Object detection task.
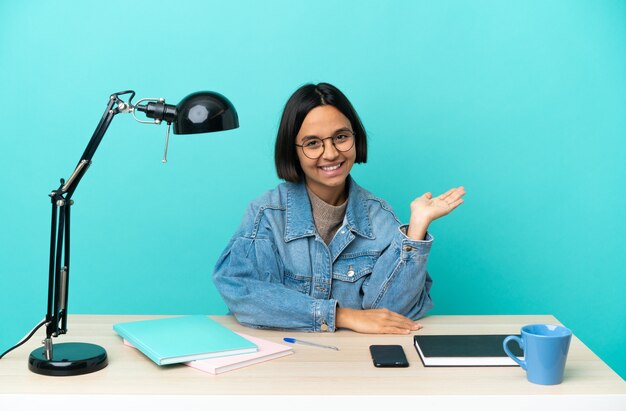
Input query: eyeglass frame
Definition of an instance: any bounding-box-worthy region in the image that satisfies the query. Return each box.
[294,130,356,159]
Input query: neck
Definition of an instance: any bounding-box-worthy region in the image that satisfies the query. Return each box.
[305,181,347,206]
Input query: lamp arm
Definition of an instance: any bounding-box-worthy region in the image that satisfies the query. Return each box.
[63,90,135,198]
[44,91,134,345]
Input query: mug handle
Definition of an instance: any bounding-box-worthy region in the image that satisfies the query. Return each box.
[503,335,526,370]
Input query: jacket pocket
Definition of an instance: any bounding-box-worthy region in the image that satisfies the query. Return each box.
[332,254,377,283]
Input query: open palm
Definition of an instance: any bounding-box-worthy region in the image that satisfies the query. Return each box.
[411,186,466,223]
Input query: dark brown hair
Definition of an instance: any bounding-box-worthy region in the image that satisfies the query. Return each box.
[274,82,367,182]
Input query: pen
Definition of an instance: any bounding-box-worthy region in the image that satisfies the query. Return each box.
[283,337,340,351]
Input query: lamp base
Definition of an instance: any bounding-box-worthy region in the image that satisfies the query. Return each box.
[28,342,108,376]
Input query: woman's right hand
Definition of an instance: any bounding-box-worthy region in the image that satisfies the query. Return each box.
[336,307,423,334]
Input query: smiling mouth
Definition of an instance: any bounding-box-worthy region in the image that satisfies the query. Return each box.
[320,162,343,171]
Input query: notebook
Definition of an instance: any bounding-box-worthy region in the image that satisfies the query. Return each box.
[113,315,258,365]
[125,332,293,374]
[413,334,523,367]
[186,333,293,374]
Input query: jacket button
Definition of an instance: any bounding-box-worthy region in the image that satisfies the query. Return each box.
[403,245,413,252]
[321,323,329,331]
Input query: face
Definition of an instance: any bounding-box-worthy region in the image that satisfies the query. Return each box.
[295,105,356,205]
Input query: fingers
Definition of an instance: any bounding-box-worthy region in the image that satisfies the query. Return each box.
[438,188,456,200]
[447,198,464,211]
[381,322,423,335]
[374,309,422,333]
[439,186,464,199]
[343,308,426,334]
[439,186,466,206]
[381,327,412,335]
[422,186,466,202]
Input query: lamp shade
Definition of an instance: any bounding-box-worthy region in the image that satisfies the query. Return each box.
[173,91,239,135]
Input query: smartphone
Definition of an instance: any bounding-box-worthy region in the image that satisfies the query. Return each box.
[369,344,409,367]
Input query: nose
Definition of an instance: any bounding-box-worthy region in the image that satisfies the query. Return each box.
[321,138,339,160]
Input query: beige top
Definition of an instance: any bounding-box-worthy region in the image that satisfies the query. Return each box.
[307,187,347,244]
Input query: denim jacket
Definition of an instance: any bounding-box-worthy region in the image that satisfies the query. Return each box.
[212,176,433,332]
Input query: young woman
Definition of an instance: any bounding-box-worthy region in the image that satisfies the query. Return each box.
[213,82,465,334]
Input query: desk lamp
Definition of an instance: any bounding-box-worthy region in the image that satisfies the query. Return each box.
[26,90,239,376]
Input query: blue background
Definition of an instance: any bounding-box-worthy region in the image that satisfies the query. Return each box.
[1,0,624,380]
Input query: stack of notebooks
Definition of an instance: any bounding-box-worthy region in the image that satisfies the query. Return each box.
[113,315,293,374]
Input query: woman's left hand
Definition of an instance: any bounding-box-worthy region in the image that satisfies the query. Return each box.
[406,186,466,240]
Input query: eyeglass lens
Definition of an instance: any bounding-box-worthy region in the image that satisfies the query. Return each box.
[298,132,355,159]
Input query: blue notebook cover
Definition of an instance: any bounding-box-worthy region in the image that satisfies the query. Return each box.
[113,315,258,365]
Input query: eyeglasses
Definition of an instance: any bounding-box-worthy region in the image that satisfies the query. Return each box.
[294,131,355,159]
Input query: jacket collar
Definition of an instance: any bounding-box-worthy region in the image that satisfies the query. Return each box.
[284,176,374,242]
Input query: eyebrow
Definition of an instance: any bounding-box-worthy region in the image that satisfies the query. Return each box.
[301,127,353,141]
